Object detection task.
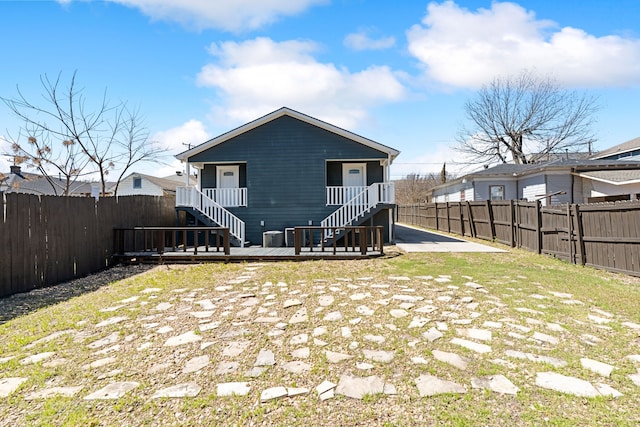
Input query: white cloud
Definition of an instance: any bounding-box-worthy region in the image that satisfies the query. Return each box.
[142,120,211,177]
[196,37,407,129]
[106,0,328,32]
[344,30,396,51]
[407,1,640,88]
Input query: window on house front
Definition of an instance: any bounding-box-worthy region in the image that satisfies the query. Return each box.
[133,177,142,189]
[490,185,504,200]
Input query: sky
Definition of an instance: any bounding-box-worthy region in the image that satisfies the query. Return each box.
[1,0,639,180]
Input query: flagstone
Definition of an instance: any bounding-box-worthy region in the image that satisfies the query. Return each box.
[288,387,309,397]
[389,309,409,318]
[94,344,121,356]
[84,382,139,400]
[261,386,288,402]
[415,304,437,314]
[408,317,430,329]
[0,378,27,397]
[0,356,15,364]
[245,367,267,378]
[580,358,614,377]
[288,308,308,324]
[318,295,335,306]
[254,316,282,323]
[532,332,559,345]
[291,347,310,359]
[581,334,603,346]
[415,374,466,396]
[629,373,640,387]
[281,361,312,373]
[25,386,84,400]
[357,362,375,370]
[622,321,640,330]
[471,375,519,395]
[140,287,162,294]
[336,374,385,399]
[290,334,308,345]
[95,316,128,328]
[313,326,328,337]
[217,382,250,397]
[535,372,600,397]
[432,350,468,370]
[255,349,276,366]
[506,323,532,333]
[362,349,395,363]
[151,382,201,399]
[457,328,492,342]
[183,355,210,374]
[314,338,328,346]
[483,321,502,329]
[164,331,201,347]
[356,305,375,316]
[216,361,240,375]
[325,350,354,363]
[423,327,444,342]
[588,314,611,324]
[324,311,343,321]
[451,338,491,353]
[504,350,567,368]
[596,383,623,397]
[341,326,353,338]
[20,352,55,365]
[153,302,172,311]
[364,334,386,344]
[83,357,117,370]
[316,380,337,396]
[25,330,74,349]
[626,355,640,363]
[283,299,302,308]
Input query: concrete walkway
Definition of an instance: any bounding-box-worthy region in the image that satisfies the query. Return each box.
[394,223,506,253]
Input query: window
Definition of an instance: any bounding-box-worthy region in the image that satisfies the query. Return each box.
[133,177,142,189]
[490,185,504,200]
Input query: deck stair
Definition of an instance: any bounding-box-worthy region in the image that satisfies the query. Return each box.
[176,187,246,247]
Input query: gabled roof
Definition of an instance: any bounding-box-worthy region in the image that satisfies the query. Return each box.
[113,172,196,194]
[176,107,400,162]
[591,136,640,160]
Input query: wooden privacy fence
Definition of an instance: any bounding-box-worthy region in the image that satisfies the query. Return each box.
[0,193,177,297]
[398,200,640,277]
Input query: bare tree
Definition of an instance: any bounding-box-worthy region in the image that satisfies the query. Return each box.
[1,71,164,196]
[394,172,445,205]
[456,70,599,165]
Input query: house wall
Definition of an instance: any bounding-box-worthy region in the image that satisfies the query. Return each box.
[189,115,389,244]
[473,179,518,201]
[116,176,164,196]
[580,178,640,201]
[432,182,473,202]
[201,163,247,188]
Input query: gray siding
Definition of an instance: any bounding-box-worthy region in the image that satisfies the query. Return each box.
[546,173,574,205]
[474,179,518,201]
[190,115,389,243]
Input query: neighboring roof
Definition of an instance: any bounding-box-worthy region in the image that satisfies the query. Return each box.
[176,107,400,162]
[0,169,100,196]
[113,172,196,194]
[591,136,640,160]
[431,159,640,192]
[575,169,640,185]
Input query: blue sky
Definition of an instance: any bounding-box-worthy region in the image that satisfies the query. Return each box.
[1,0,639,179]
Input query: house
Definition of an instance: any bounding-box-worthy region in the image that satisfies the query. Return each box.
[175,107,400,247]
[430,159,640,205]
[591,136,640,161]
[0,165,101,197]
[112,172,196,197]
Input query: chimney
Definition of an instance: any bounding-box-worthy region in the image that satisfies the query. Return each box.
[10,165,21,175]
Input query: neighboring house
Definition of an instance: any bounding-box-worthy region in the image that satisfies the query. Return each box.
[591,136,640,161]
[431,159,640,205]
[175,107,400,247]
[0,165,101,197]
[112,172,196,197]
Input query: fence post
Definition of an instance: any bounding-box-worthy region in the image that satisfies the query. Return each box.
[458,202,464,236]
[509,200,515,248]
[567,204,574,264]
[446,202,451,233]
[486,200,495,240]
[535,200,542,254]
[435,203,439,231]
[466,201,476,238]
[574,204,586,266]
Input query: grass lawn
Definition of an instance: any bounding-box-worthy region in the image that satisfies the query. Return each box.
[1,247,639,426]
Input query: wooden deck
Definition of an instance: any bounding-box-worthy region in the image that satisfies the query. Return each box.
[114,246,383,263]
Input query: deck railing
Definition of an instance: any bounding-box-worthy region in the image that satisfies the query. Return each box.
[176,186,245,247]
[294,226,384,255]
[321,182,394,239]
[203,187,247,207]
[113,226,231,255]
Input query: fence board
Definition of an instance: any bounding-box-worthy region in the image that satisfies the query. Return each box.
[0,194,176,297]
[397,199,640,277]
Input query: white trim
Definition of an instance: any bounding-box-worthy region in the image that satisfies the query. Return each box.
[574,172,640,186]
[176,107,399,162]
